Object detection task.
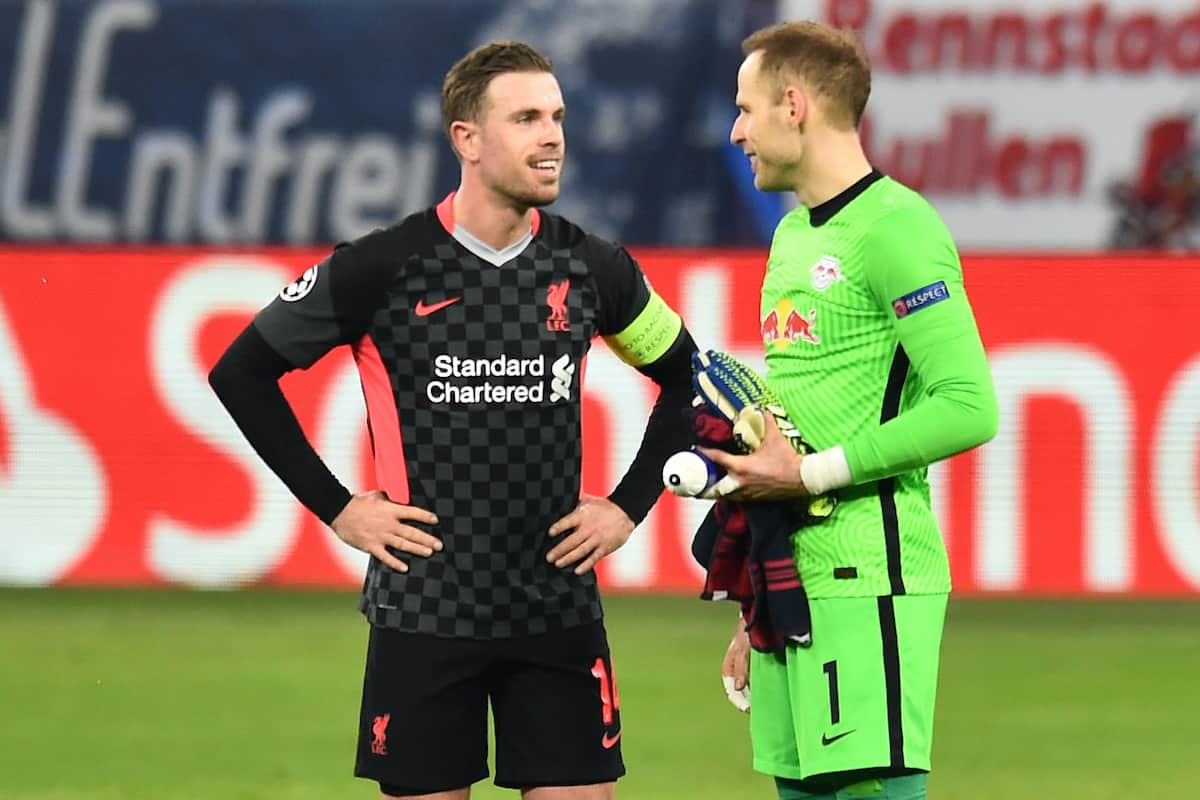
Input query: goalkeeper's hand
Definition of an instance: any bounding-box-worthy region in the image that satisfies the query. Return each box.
[691,350,834,513]
[699,410,816,503]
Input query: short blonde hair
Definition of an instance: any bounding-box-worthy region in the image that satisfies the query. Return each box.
[742,21,870,129]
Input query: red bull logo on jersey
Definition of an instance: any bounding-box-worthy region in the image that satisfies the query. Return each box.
[810,255,845,291]
[546,280,570,332]
[892,281,950,318]
[761,298,820,348]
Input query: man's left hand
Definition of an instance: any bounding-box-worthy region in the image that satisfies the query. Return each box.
[547,495,634,574]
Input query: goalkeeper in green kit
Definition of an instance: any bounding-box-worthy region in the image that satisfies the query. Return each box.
[698,20,999,800]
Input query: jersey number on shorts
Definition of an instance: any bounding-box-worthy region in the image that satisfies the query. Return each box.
[822,660,841,725]
[590,657,622,724]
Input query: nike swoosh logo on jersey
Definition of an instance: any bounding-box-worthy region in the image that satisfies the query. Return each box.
[415,296,462,316]
[601,729,622,749]
[821,730,855,746]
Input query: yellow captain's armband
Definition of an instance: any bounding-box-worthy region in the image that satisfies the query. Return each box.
[603,290,682,367]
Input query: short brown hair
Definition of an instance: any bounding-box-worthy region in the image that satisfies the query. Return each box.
[742,21,870,129]
[441,41,554,138]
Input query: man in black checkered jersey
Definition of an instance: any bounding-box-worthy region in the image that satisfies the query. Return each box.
[209,41,698,800]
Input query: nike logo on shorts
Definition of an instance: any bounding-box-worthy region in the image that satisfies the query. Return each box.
[821,730,855,746]
[601,729,621,749]
[415,296,462,316]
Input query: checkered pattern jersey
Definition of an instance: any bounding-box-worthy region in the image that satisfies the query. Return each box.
[254,208,654,638]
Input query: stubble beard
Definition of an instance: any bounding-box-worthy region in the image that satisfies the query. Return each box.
[497,174,560,210]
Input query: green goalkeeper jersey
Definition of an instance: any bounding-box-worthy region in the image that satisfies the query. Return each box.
[760,173,997,598]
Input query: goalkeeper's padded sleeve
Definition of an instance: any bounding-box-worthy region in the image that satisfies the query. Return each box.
[847,205,999,483]
[606,327,698,524]
[208,324,353,526]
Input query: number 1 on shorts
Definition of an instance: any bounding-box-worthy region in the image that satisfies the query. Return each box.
[822,660,841,725]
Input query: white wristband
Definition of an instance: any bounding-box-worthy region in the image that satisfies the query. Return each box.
[800,446,852,495]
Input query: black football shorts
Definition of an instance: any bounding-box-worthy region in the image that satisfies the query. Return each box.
[354,619,625,795]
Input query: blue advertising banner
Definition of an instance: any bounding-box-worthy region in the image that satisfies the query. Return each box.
[0,0,752,246]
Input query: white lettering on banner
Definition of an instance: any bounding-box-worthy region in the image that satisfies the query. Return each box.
[330,136,402,243]
[198,90,244,243]
[980,345,1133,591]
[243,91,312,242]
[126,131,196,241]
[0,300,108,585]
[58,0,156,241]
[147,258,301,586]
[0,0,441,244]
[1153,354,1200,588]
[2,0,55,238]
[285,135,339,242]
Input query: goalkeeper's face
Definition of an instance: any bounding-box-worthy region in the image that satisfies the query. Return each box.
[730,52,802,193]
[466,71,566,209]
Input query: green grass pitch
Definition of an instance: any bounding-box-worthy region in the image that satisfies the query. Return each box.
[1,589,1196,799]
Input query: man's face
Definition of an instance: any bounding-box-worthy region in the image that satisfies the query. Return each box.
[474,70,565,208]
[729,51,800,192]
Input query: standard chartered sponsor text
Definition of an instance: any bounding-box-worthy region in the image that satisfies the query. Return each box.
[427,353,551,404]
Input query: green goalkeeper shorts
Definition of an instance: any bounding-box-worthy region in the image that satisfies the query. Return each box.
[749,594,948,782]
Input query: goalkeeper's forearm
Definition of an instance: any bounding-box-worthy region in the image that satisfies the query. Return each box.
[607,330,698,523]
[841,332,998,485]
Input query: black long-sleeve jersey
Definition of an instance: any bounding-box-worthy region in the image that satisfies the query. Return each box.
[210,195,696,638]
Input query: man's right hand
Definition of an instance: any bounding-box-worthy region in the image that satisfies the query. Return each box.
[331,490,442,573]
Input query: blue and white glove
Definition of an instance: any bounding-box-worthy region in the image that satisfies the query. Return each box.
[690,350,836,518]
[691,350,813,455]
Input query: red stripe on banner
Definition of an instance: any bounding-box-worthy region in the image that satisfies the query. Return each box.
[0,248,1198,593]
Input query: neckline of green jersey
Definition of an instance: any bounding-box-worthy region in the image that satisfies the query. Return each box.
[808,169,885,227]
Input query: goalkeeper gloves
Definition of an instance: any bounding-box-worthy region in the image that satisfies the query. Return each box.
[691,350,836,518]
